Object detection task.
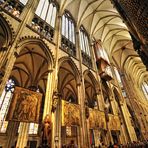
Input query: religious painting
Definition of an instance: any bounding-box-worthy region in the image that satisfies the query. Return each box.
[108,114,121,131]
[62,100,80,126]
[6,86,42,123]
[89,108,106,129]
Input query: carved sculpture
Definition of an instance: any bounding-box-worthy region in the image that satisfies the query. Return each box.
[41,114,52,148]
[51,91,59,112]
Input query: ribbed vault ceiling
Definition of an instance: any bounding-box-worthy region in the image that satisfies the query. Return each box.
[57,0,147,85]
[11,44,49,93]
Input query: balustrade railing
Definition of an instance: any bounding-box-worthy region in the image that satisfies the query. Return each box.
[61,36,76,57]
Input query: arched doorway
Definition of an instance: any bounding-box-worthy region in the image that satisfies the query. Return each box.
[0,39,53,147]
[58,57,80,147]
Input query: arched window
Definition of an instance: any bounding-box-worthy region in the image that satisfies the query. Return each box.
[18,122,39,135]
[0,79,15,133]
[79,26,92,67]
[35,0,57,28]
[141,81,148,100]
[61,11,76,56]
[79,26,90,56]
[31,0,57,41]
[28,123,39,134]
[62,12,75,44]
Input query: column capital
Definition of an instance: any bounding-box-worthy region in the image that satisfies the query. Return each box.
[77,82,81,86]
[57,14,62,18]
[76,31,79,34]
[48,69,54,73]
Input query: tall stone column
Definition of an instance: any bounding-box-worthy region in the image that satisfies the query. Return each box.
[43,69,54,118]
[107,83,118,115]
[109,64,138,142]
[16,123,29,148]
[120,73,146,138]
[6,121,19,148]
[120,101,137,142]
[77,83,88,148]
[51,13,62,148]
[75,28,90,147]
[54,94,62,148]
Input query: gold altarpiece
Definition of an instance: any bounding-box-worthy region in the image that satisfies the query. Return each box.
[6,86,42,123]
[62,100,81,126]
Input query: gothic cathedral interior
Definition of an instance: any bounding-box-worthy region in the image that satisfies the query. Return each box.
[0,0,148,148]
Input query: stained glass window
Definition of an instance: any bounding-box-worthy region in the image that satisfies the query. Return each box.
[35,0,57,28]
[0,79,15,133]
[79,26,90,56]
[62,12,75,44]
[28,123,39,134]
[66,126,71,136]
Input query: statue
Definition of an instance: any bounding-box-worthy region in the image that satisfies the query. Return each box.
[51,91,59,112]
[41,114,52,148]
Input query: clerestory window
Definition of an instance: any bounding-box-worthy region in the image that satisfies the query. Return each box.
[35,0,57,28]
[31,0,58,41]
[62,12,75,44]
[61,11,76,56]
[79,26,92,67]
[79,26,90,56]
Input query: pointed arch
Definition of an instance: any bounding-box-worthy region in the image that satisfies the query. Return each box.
[83,69,99,90]
[17,37,54,68]
[83,69,99,108]
[0,14,15,49]
[58,56,80,83]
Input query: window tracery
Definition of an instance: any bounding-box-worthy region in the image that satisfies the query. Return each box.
[79,26,92,67]
[61,11,76,56]
[31,0,57,41]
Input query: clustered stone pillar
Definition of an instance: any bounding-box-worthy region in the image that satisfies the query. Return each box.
[77,83,88,147]
[43,69,54,119]
[51,13,62,148]
[16,123,29,148]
